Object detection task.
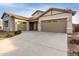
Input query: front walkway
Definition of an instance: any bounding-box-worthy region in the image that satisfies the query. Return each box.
[0,31,67,56]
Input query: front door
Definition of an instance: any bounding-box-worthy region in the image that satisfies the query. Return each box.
[29,22,34,30]
[29,22,38,31]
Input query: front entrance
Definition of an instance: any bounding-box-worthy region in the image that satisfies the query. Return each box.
[29,22,38,31]
[29,22,34,30]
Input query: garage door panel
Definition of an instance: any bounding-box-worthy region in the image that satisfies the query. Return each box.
[41,19,66,33]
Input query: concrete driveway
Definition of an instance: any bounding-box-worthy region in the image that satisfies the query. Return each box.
[0,31,67,56]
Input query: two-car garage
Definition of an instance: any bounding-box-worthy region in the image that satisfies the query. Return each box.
[41,18,67,33]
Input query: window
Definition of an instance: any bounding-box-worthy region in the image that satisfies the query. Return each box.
[53,20,57,22]
[4,20,8,27]
[23,22,26,24]
[0,26,2,29]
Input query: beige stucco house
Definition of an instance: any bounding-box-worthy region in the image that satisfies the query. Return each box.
[1,8,76,33]
[0,20,3,30]
[1,13,28,31]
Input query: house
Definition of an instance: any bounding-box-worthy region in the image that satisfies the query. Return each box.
[1,8,76,33]
[0,20,3,30]
[73,24,79,32]
[1,13,29,31]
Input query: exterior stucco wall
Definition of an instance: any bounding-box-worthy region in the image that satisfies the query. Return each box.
[43,10,62,16]
[15,19,28,31]
[43,11,51,16]
[52,10,63,15]
[0,20,3,30]
[3,15,15,31]
[34,22,37,30]
[38,13,72,33]
[3,14,28,31]
[27,21,29,31]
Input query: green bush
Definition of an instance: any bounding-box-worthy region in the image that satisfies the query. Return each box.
[73,51,79,56]
[70,39,76,44]
[6,34,13,38]
[14,30,22,35]
[75,40,79,44]
[70,39,79,45]
[76,51,79,56]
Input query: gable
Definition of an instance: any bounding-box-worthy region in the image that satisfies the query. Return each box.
[43,11,52,16]
[33,11,42,16]
[1,12,28,20]
[32,11,43,17]
[1,13,7,19]
[2,14,11,21]
[43,10,63,16]
[3,14,9,18]
[37,8,76,19]
[52,10,63,15]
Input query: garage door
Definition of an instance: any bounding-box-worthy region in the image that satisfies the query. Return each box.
[41,19,67,33]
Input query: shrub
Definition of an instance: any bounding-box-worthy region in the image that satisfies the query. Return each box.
[5,33,13,38]
[14,30,22,35]
[76,51,79,56]
[70,39,79,45]
[75,40,79,44]
[73,51,79,56]
[0,31,14,38]
[70,39,76,44]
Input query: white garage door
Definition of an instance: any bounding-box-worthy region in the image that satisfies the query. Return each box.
[41,19,67,33]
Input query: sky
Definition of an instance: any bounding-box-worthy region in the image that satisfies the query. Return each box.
[0,3,79,24]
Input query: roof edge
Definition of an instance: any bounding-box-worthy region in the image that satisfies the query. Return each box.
[35,8,76,19]
[1,12,6,19]
[32,10,44,16]
[1,12,29,20]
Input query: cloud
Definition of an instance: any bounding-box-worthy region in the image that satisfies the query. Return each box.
[72,9,79,24]
[0,3,15,6]
[8,10,33,17]
[72,17,78,24]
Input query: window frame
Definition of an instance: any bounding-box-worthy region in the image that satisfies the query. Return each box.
[4,20,9,27]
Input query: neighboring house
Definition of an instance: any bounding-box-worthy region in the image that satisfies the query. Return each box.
[73,24,79,32]
[1,8,76,33]
[0,20,3,30]
[73,24,77,32]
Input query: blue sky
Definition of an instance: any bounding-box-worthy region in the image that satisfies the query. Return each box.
[0,3,79,23]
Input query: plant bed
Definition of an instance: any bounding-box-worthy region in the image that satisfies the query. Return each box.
[0,30,22,39]
[68,38,79,56]
[73,51,79,56]
[69,39,79,45]
[14,30,22,35]
[0,38,5,40]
